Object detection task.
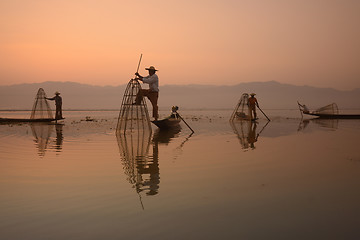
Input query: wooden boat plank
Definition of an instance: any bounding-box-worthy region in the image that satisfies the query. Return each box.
[0,118,58,123]
[304,113,360,119]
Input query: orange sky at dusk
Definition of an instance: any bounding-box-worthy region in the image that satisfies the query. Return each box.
[1,0,359,90]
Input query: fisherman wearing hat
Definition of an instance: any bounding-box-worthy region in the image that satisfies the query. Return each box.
[248,93,259,120]
[134,66,159,120]
[46,91,63,120]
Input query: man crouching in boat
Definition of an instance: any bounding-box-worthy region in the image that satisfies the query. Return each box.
[134,66,159,121]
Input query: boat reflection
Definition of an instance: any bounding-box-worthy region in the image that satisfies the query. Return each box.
[298,118,339,131]
[30,123,64,156]
[230,120,269,150]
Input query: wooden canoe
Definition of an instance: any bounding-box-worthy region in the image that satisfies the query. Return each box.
[0,118,58,123]
[304,112,360,119]
[151,114,181,130]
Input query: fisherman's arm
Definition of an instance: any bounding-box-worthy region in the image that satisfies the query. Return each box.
[142,75,158,84]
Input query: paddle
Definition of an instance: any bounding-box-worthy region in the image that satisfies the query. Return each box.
[176,112,195,133]
[257,106,270,121]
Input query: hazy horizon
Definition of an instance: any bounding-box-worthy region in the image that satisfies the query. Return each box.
[1,0,360,90]
[1,79,360,92]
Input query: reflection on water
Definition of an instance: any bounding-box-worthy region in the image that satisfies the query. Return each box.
[299,118,339,131]
[116,126,186,203]
[30,123,64,156]
[116,128,158,205]
[54,124,64,151]
[230,120,269,150]
[1,111,360,239]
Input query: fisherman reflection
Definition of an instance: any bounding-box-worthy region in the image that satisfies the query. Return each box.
[54,124,64,151]
[136,139,160,196]
[247,121,258,149]
[230,120,268,150]
[116,129,159,197]
[136,128,181,195]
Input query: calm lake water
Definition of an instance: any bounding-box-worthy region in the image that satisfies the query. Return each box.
[1,110,360,240]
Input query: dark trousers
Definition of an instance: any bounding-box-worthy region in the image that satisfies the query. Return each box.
[55,105,63,119]
[135,89,159,119]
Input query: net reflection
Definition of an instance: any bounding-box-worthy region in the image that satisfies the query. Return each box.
[30,123,53,156]
[30,123,64,156]
[116,127,182,200]
[230,120,269,150]
[116,129,156,199]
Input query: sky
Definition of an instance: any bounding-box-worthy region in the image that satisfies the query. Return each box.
[0,0,359,90]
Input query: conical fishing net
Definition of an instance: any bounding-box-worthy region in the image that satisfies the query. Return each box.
[116,79,152,134]
[30,88,53,119]
[314,103,339,115]
[230,93,251,121]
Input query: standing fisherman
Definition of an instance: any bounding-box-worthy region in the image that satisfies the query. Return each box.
[248,93,259,120]
[46,91,63,120]
[134,66,159,121]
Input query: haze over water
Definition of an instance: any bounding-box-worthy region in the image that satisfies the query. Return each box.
[1,110,360,239]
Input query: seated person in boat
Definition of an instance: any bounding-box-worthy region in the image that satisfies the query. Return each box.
[46,91,63,119]
[298,103,310,114]
[248,93,259,120]
[134,66,159,121]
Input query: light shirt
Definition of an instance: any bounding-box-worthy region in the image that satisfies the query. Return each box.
[142,74,159,92]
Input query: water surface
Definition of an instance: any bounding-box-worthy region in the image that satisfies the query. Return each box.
[1,110,360,239]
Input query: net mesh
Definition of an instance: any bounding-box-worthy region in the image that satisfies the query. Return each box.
[116,126,160,196]
[230,93,251,121]
[30,88,53,119]
[116,79,152,134]
[30,123,53,157]
[314,103,339,115]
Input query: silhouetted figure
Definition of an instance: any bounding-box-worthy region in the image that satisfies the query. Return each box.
[55,124,64,151]
[46,91,63,119]
[134,66,159,121]
[247,121,258,149]
[298,103,310,114]
[248,93,259,120]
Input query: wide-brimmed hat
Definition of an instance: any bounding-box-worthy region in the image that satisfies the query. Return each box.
[55,91,60,95]
[250,93,256,96]
[145,66,158,71]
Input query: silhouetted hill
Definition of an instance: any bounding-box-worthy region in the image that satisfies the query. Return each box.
[0,81,359,110]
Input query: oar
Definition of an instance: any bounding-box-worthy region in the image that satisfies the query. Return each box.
[257,106,270,121]
[176,112,194,133]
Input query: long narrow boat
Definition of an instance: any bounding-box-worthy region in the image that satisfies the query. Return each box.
[303,112,360,119]
[298,102,360,119]
[151,114,181,130]
[0,118,58,123]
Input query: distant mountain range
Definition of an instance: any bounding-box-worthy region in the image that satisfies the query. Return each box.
[0,81,359,110]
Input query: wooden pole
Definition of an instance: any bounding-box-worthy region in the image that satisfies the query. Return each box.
[136,54,142,74]
[177,112,194,133]
[257,106,270,121]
